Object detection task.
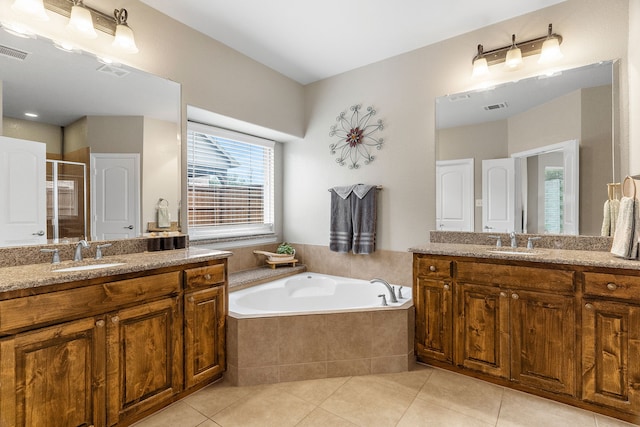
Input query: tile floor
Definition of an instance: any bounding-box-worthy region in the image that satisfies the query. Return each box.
[133,365,637,427]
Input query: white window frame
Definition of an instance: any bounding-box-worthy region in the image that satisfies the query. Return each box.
[186,121,275,242]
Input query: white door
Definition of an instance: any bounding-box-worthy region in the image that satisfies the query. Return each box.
[91,154,140,240]
[0,136,47,247]
[482,158,518,233]
[436,159,474,231]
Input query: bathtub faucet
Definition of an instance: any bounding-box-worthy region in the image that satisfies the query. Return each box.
[370,278,398,303]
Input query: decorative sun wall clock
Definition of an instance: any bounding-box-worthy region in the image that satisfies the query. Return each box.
[329,104,384,169]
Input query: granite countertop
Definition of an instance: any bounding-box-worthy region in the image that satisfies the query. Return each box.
[0,247,232,294]
[409,242,640,271]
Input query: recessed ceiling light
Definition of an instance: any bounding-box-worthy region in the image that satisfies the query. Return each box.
[24,112,38,118]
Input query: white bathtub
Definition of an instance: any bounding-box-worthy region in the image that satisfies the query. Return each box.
[229,272,413,318]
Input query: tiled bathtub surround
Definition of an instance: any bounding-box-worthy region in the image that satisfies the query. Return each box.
[226,307,415,386]
[430,230,613,251]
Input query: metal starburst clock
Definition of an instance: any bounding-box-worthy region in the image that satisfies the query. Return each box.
[329,104,384,169]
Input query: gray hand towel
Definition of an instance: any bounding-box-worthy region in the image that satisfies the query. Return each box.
[351,184,377,254]
[330,189,352,253]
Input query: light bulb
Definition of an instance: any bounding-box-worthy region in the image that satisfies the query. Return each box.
[67,2,97,39]
[11,0,49,21]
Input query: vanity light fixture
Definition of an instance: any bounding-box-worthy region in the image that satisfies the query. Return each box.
[8,0,139,53]
[505,34,522,69]
[67,0,97,39]
[112,8,138,54]
[11,0,49,21]
[472,23,563,77]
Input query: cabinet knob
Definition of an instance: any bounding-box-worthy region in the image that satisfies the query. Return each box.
[188,296,195,303]
[429,265,436,272]
[585,303,594,310]
[511,293,519,300]
[606,282,618,291]
[204,274,212,280]
[443,284,450,290]
[96,320,105,328]
[500,292,507,298]
[111,316,120,324]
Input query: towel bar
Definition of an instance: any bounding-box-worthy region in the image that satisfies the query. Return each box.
[327,185,383,192]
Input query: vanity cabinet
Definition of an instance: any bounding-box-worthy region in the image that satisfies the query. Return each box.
[106,297,183,426]
[184,264,227,388]
[582,272,640,413]
[0,316,105,427]
[0,256,229,427]
[455,261,576,395]
[413,255,453,363]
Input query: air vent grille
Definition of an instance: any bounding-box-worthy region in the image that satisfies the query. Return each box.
[0,44,29,61]
[96,64,130,78]
[483,102,508,111]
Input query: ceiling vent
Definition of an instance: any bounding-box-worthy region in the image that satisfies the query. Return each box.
[0,44,29,61]
[96,64,130,78]
[483,102,508,111]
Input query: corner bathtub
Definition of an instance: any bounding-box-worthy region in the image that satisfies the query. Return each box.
[229,272,412,317]
[226,272,415,386]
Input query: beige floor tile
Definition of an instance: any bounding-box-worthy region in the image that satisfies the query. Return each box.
[211,387,316,427]
[595,414,640,426]
[320,375,416,426]
[397,398,494,427]
[182,379,263,418]
[416,368,503,425]
[196,421,221,427]
[274,376,350,405]
[296,408,359,427]
[368,369,432,397]
[132,401,208,427]
[497,389,597,427]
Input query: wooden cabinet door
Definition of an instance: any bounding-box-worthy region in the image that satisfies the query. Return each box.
[106,297,182,426]
[184,286,226,388]
[455,282,509,378]
[0,317,106,427]
[582,299,640,413]
[414,276,453,363]
[509,290,576,396]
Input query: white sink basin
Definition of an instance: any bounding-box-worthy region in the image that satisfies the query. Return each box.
[487,250,540,256]
[53,263,125,272]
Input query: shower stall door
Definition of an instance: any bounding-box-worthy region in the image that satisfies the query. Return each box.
[46,160,87,242]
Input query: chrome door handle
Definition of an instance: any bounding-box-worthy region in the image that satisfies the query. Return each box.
[32,230,45,236]
[124,225,134,229]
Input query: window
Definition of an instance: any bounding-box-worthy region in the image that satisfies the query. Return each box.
[186,122,275,241]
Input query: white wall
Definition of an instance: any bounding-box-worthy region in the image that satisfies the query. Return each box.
[285,0,631,251]
[629,0,640,175]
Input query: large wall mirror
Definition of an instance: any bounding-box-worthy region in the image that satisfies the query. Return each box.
[0,28,180,245]
[435,60,620,236]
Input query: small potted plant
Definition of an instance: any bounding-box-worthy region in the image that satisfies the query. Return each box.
[276,242,295,258]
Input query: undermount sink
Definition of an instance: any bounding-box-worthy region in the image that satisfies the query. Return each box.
[487,249,540,256]
[53,263,125,272]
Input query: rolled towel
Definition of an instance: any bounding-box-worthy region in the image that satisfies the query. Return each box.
[601,199,611,237]
[610,198,620,236]
[610,196,640,259]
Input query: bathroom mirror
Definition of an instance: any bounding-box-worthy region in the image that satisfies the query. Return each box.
[435,60,619,236]
[0,29,181,244]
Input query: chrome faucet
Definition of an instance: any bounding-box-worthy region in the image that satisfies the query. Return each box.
[509,231,518,248]
[370,278,398,303]
[74,240,90,261]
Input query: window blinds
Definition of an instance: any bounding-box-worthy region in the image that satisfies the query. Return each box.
[186,122,275,240]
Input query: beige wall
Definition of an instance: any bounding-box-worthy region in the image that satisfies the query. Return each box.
[142,117,181,227]
[287,0,630,251]
[0,0,636,254]
[630,0,640,175]
[2,116,63,154]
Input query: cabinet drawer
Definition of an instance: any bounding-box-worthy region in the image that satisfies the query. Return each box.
[583,272,640,300]
[184,263,226,289]
[457,261,574,293]
[0,272,181,335]
[415,256,452,279]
